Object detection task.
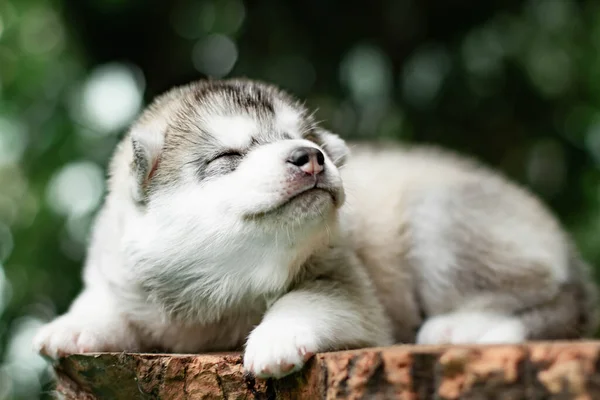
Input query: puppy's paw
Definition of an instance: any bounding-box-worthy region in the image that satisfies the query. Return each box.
[243,319,318,379]
[33,315,136,359]
[416,312,526,345]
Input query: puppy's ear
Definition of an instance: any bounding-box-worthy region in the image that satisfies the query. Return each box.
[129,122,166,203]
[318,129,350,168]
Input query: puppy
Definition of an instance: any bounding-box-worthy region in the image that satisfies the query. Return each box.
[33,78,599,378]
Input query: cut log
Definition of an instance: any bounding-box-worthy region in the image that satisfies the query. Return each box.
[53,341,600,399]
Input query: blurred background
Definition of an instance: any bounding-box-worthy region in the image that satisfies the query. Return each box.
[1,0,600,398]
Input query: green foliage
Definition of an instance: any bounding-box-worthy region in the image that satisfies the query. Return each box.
[1,0,599,398]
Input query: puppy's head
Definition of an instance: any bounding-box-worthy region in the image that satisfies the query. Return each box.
[129,78,347,226]
[121,79,349,295]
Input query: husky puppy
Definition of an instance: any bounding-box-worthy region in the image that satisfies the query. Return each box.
[33,78,598,378]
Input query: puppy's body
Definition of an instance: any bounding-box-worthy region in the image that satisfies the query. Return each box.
[341,145,597,343]
[34,79,598,378]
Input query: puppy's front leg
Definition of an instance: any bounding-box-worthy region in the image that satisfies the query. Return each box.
[243,270,392,379]
[33,287,140,359]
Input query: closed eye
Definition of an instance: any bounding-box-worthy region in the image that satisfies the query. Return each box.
[209,151,242,163]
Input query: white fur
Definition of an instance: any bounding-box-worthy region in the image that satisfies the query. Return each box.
[206,115,257,149]
[416,311,526,345]
[274,102,301,135]
[33,288,140,358]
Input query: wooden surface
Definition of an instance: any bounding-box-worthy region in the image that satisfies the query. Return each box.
[53,341,600,399]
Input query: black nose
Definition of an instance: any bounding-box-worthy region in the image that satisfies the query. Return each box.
[287,147,325,168]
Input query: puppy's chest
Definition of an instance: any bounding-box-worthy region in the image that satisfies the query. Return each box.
[130,274,274,352]
[136,258,288,316]
[141,311,264,353]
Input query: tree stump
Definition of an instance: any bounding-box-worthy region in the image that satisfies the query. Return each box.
[53,341,600,399]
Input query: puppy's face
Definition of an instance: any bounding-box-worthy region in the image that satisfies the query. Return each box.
[123,80,349,292]
[137,80,347,227]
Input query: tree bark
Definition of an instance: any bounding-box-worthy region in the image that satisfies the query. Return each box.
[53,341,600,399]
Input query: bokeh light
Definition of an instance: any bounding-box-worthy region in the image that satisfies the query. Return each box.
[340,44,393,106]
[19,7,64,56]
[401,45,451,109]
[46,161,105,218]
[0,117,27,167]
[3,317,47,399]
[0,14,5,41]
[524,41,572,98]
[0,263,12,317]
[72,63,145,134]
[192,34,238,78]
[0,224,13,263]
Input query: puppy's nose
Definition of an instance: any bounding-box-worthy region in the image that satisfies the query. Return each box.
[287,147,325,175]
